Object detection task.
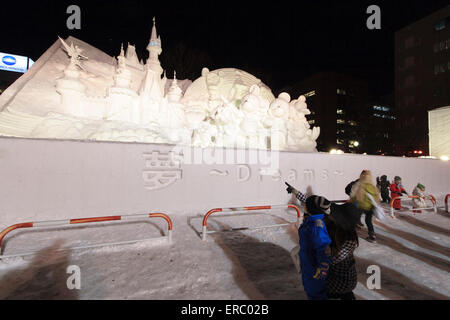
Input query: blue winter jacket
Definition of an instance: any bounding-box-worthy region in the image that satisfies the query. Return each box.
[298,213,332,300]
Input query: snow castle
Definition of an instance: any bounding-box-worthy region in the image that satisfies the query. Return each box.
[0,17,319,152]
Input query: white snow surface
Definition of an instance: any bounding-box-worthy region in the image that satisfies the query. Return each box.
[0,205,448,300]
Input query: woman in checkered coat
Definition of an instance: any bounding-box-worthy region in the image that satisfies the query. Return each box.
[325,202,360,300]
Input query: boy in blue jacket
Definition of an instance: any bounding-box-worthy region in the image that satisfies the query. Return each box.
[287,185,332,300]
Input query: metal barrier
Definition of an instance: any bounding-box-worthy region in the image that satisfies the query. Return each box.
[390,195,437,217]
[202,204,301,241]
[0,213,173,258]
[446,194,449,213]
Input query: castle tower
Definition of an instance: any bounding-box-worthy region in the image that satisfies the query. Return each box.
[167,71,183,102]
[107,42,138,122]
[124,42,143,71]
[146,17,163,77]
[114,43,132,89]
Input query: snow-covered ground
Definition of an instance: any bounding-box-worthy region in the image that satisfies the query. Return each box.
[0,204,449,300]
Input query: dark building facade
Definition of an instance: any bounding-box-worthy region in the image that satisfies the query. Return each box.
[0,71,21,96]
[367,94,396,156]
[287,72,374,154]
[395,5,450,156]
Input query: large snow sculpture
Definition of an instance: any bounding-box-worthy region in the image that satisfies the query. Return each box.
[0,17,320,152]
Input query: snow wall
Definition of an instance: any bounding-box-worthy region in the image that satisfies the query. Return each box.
[0,136,449,229]
[429,106,450,158]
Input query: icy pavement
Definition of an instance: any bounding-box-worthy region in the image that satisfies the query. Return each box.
[0,206,449,300]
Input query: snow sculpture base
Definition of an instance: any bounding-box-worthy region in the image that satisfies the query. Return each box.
[1,136,449,229]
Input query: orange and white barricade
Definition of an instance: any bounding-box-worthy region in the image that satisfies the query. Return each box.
[201,204,301,241]
[0,213,173,259]
[390,195,437,217]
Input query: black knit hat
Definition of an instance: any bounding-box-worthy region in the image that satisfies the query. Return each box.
[306,196,331,215]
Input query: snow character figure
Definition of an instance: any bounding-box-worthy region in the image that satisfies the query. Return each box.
[390,176,408,210]
[350,170,380,242]
[213,96,245,148]
[412,183,427,209]
[264,92,291,150]
[239,85,270,149]
[377,175,391,203]
[298,195,332,300]
[286,95,320,151]
[192,120,218,148]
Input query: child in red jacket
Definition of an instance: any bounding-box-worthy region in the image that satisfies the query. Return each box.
[390,176,408,210]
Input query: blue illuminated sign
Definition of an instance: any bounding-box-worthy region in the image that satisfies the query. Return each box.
[0,52,33,73]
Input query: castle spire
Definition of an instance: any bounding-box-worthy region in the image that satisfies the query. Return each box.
[119,43,124,57]
[149,17,161,49]
[168,69,182,102]
[146,16,163,77]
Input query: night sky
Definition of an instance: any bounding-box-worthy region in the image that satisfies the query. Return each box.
[1,0,448,97]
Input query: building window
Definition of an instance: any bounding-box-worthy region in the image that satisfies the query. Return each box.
[434,19,446,31]
[373,113,396,120]
[303,90,316,97]
[337,139,344,145]
[433,39,450,53]
[373,105,390,112]
[434,63,447,75]
[337,109,344,114]
[337,129,345,135]
[348,120,357,126]
[308,120,315,125]
[337,119,345,124]
[337,89,347,95]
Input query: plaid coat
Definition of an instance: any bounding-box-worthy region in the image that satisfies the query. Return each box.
[327,240,358,295]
